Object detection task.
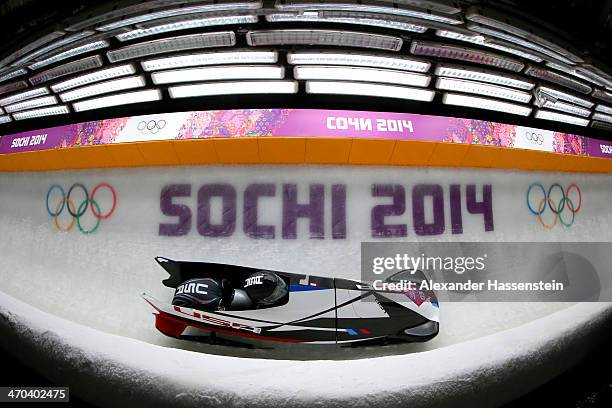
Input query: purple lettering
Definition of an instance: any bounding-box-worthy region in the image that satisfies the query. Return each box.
[282,184,324,239]
[159,184,192,236]
[197,184,236,237]
[331,184,347,239]
[244,183,276,239]
[450,184,462,234]
[467,184,494,232]
[371,184,407,238]
[412,184,445,236]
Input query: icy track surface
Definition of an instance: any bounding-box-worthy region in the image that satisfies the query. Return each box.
[0,165,611,361]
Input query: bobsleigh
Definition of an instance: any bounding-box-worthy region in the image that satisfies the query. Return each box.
[142,257,439,347]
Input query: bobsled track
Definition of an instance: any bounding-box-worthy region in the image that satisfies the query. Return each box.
[0,164,611,406]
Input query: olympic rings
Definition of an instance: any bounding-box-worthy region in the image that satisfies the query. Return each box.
[137,119,166,135]
[525,132,544,145]
[45,183,117,234]
[526,182,582,228]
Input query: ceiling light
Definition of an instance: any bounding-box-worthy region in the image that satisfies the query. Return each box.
[434,64,534,90]
[28,41,109,70]
[29,55,103,86]
[4,95,58,113]
[12,105,69,120]
[0,31,64,66]
[384,0,461,14]
[534,109,589,126]
[0,87,49,106]
[306,81,435,101]
[442,93,531,116]
[466,23,575,65]
[0,115,11,124]
[14,31,94,65]
[116,15,259,42]
[246,29,403,52]
[72,89,162,112]
[435,77,531,103]
[592,112,612,124]
[592,89,612,104]
[535,86,593,108]
[540,100,591,118]
[287,51,430,72]
[591,121,612,131]
[274,0,463,25]
[595,104,612,115]
[410,40,524,72]
[51,64,136,93]
[98,2,262,31]
[60,76,146,102]
[295,66,430,87]
[0,69,27,83]
[435,29,544,62]
[152,65,284,84]
[266,11,427,33]
[107,32,236,63]
[142,50,278,71]
[169,80,298,98]
[524,65,591,94]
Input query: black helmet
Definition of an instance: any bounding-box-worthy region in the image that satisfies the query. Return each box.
[243,271,288,305]
[172,278,232,311]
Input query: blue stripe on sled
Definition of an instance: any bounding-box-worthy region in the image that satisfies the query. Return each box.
[346,329,359,336]
[288,285,331,292]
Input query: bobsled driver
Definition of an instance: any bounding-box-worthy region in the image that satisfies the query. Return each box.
[172,271,288,311]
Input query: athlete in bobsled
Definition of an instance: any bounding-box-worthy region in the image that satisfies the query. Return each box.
[171,271,288,312]
[143,257,439,346]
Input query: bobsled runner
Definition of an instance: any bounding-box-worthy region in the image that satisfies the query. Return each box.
[142,257,439,347]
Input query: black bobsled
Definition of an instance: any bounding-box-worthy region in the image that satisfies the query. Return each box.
[143,257,439,346]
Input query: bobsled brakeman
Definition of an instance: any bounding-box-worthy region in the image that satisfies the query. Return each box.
[142,257,439,346]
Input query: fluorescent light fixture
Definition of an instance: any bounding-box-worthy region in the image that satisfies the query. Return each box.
[592,112,612,124]
[524,65,591,94]
[0,81,28,96]
[152,65,284,84]
[435,64,534,90]
[591,121,612,131]
[435,29,544,63]
[442,93,531,116]
[29,55,103,85]
[266,11,427,33]
[0,31,64,66]
[60,75,146,102]
[28,41,109,70]
[14,31,94,65]
[0,69,27,83]
[72,89,162,112]
[410,40,524,72]
[246,29,403,52]
[295,66,430,87]
[435,77,531,103]
[12,105,69,120]
[107,32,236,63]
[592,89,612,104]
[51,64,136,92]
[540,100,591,118]
[116,15,259,42]
[98,2,262,31]
[465,7,583,63]
[544,61,606,87]
[595,104,612,115]
[169,80,298,98]
[4,95,58,113]
[287,51,430,72]
[0,87,49,106]
[306,80,435,101]
[274,0,463,25]
[142,50,278,71]
[466,23,575,65]
[383,0,461,14]
[534,109,589,126]
[536,86,593,109]
[0,115,12,124]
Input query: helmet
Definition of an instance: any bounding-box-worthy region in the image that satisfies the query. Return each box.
[229,289,254,310]
[243,271,288,305]
[172,278,231,311]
